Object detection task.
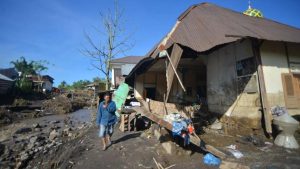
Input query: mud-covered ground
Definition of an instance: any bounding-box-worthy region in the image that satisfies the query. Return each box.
[0,109,93,169]
[1,108,300,169]
[33,126,210,169]
[201,128,300,168]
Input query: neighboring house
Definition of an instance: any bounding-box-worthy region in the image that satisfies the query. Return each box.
[86,83,105,93]
[85,83,106,99]
[0,68,19,80]
[126,3,300,134]
[110,56,143,89]
[0,74,14,95]
[0,68,18,95]
[28,75,54,92]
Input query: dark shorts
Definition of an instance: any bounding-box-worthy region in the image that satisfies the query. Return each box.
[99,124,114,138]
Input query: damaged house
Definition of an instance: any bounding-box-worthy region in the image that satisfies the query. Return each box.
[126,3,300,134]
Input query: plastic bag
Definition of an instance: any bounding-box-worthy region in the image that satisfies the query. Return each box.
[203,153,221,166]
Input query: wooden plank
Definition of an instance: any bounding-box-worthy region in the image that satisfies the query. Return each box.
[165,44,185,101]
[131,100,226,159]
[252,39,272,134]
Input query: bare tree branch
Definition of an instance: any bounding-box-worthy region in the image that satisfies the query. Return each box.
[82,0,133,90]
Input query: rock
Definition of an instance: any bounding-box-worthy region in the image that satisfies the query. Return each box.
[62,127,72,136]
[30,136,44,144]
[37,146,43,151]
[78,124,85,130]
[210,119,222,130]
[49,120,60,124]
[20,152,29,162]
[27,143,35,150]
[32,123,41,128]
[34,128,42,132]
[15,127,32,134]
[154,129,161,140]
[49,130,59,140]
[29,136,38,144]
[161,141,176,155]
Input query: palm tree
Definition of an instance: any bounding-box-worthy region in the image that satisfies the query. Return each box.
[10,56,35,76]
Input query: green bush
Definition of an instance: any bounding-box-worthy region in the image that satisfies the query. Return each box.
[18,78,32,94]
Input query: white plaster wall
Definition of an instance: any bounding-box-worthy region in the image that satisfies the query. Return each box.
[43,81,53,91]
[260,41,289,94]
[260,41,289,107]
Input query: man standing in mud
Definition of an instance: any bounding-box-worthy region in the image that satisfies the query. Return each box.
[96,92,117,150]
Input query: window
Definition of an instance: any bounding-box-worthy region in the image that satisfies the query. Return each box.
[236,57,258,93]
[236,57,256,77]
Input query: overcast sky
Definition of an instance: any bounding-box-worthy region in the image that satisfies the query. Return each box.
[0,0,299,86]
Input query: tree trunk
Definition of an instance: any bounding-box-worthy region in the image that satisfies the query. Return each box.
[105,75,110,90]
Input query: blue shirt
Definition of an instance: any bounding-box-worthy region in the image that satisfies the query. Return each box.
[96,101,117,126]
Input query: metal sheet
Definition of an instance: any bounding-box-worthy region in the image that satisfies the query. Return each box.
[126,2,300,85]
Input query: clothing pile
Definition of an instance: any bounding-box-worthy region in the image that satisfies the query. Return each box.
[164,113,194,146]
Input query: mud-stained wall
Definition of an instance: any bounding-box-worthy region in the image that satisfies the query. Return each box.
[133,58,205,103]
[207,39,261,128]
[260,41,300,115]
[134,71,166,101]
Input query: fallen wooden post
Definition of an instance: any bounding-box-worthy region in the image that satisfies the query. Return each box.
[131,104,227,159]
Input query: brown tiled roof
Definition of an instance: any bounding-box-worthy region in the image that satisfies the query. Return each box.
[111,56,144,64]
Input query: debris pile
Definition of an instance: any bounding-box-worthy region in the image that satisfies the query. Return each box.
[42,96,72,114]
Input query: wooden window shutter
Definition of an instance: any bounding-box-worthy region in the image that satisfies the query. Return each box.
[282,73,298,108]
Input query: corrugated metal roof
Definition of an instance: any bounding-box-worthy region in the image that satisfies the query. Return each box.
[111,56,144,64]
[149,2,300,58]
[0,74,13,81]
[0,68,18,80]
[126,2,300,84]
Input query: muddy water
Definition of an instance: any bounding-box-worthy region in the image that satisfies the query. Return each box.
[0,109,94,142]
[25,108,93,125]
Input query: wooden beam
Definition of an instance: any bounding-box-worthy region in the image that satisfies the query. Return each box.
[251,39,273,134]
[132,100,227,159]
[165,44,186,102]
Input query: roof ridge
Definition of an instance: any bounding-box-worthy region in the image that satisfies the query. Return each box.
[180,2,300,31]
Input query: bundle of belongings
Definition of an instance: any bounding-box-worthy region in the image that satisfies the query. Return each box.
[164,113,195,146]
